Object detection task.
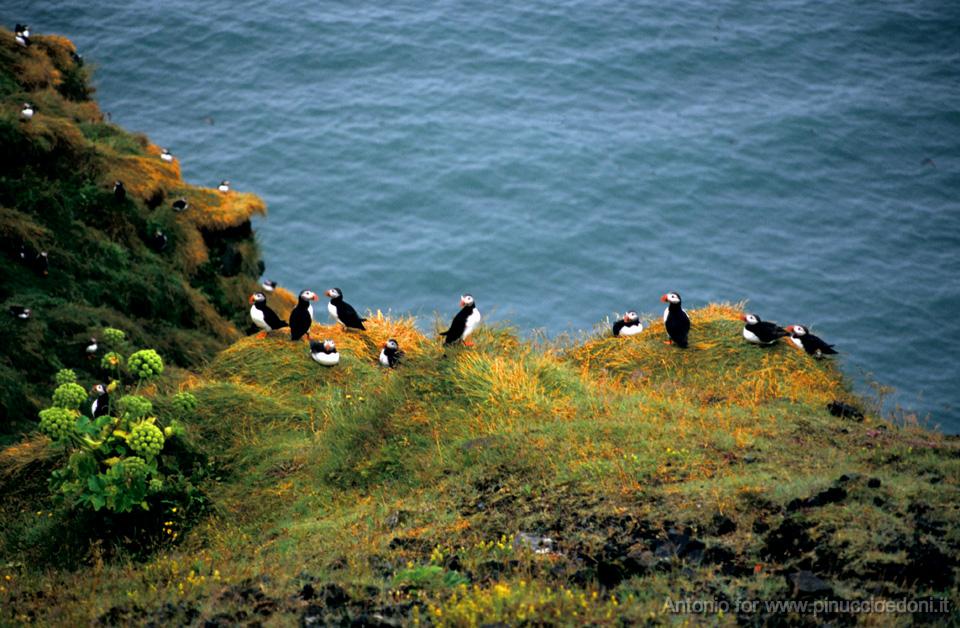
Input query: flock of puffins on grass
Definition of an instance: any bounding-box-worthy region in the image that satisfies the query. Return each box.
[247,285,838,369]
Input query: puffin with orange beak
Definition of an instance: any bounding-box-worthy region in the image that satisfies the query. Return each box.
[612,311,643,337]
[90,383,109,418]
[289,290,318,341]
[741,313,788,346]
[785,325,837,358]
[441,294,481,346]
[325,288,366,330]
[379,338,404,367]
[249,292,287,337]
[660,292,690,348]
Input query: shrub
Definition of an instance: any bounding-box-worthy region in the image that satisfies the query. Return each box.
[54,369,77,385]
[128,421,164,458]
[38,407,79,440]
[101,351,124,370]
[128,349,164,379]
[170,392,198,416]
[117,395,152,420]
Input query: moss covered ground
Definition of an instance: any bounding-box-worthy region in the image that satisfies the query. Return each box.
[1,28,958,628]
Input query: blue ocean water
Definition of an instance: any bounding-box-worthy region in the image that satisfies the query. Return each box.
[7,1,960,430]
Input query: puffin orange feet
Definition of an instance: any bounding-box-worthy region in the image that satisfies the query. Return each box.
[256,331,267,339]
[464,340,475,347]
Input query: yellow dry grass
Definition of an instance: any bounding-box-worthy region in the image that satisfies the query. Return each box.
[184,190,267,231]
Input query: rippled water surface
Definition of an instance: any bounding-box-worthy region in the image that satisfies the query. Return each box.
[8,0,960,429]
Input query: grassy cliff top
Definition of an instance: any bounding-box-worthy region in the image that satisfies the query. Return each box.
[3,298,958,624]
[0,28,266,435]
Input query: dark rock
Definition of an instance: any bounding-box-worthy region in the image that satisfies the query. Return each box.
[319,583,351,608]
[788,570,832,596]
[873,496,886,507]
[837,473,861,484]
[752,519,770,534]
[299,583,315,601]
[708,514,737,536]
[827,400,864,421]
[867,478,881,489]
[787,486,847,511]
[764,519,815,560]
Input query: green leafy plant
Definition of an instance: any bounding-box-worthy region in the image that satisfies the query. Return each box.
[100,351,124,371]
[117,395,153,420]
[55,369,78,386]
[128,349,164,380]
[170,392,198,416]
[51,383,88,409]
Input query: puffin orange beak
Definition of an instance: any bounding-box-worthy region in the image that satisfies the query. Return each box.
[660,294,668,302]
[248,295,255,304]
[382,342,387,349]
[312,294,319,301]
[784,325,795,333]
[459,298,465,307]
[740,314,747,321]
[324,290,332,297]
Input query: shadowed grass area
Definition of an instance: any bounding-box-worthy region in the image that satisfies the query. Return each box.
[4,308,956,625]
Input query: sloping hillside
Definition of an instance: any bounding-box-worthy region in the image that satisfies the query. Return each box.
[0,28,266,435]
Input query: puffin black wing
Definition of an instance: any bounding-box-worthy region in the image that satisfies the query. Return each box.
[441,307,470,345]
[289,304,312,340]
[805,334,837,356]
[755,321,788,343]
[665,306,690,348]
[262,305,287,330]
[337,300,366,330]
[612,320,626,337]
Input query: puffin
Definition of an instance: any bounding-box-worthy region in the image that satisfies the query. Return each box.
[85,337,99,356]
[289,289,318,341]
[441,294,481,346]
[20,103,34,120]
[379,338,404,368]
[113,181,126,202]
[785,325,837,358]
[310,339,340,366]
[248,292,287,336]
[741,313,788,346]
[15,29,29,47]
[71,51,83,66]
[160,148,174,162]
[148,229,168,252]
[16,24,30,38]
[612,311,643,337]
[325,288,366,331]
[9,305,30,320]
[218,180,230,193]
[261,279,277,293]
[35,251,48,275]
[90,383,109,418]
[172,198,189,212]
[660,292,690,348]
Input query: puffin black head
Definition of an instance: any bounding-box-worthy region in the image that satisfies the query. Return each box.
[325,288,342,300]
[299,290,318,302]
[623,311,639,323]
[384,338,399,351]
[460,294,475,308]
[114,180,123,189]
[172,198,188,211]
[661,292,681,305]
[249,292,267,305]
[785,325,807,337]
[262,280,277,292]
[91,383,106,396]
[742,313,760,325]
[309,339,323,352]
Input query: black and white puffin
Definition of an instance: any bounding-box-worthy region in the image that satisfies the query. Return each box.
[741,313,788,346]
[31,251,50,277]
[441,294,481,346]
[86,337,99,356]
[612,311,643,337]
[15,24,30,38]
[113,181,126,202]
[90,383,109,418]
[218,180,230,193]
[248,292,288,336]
[289,289,318,341]
[160,148,174,162]
[660,292,690,348]
[325,288,366,331]
[15,27,29,47]
[261,279,277,293]
[785,325,837,358]
[310,339,339,366]
[172,198,188,212]
[9,305,30,320]
[149,229,168,252]
[379,338,404,368]
[20,103,34,120]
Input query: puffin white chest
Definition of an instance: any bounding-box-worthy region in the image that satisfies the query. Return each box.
[250,304,267,329]
[463,308,482,339]
[91,398,99,416]
[312,350,339,366]
[789,337,804,350]
[620,323,643,336]
[379,350,390,367]
[327,302,339,321]
[743,327,762,344]
[306,303,314,320]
